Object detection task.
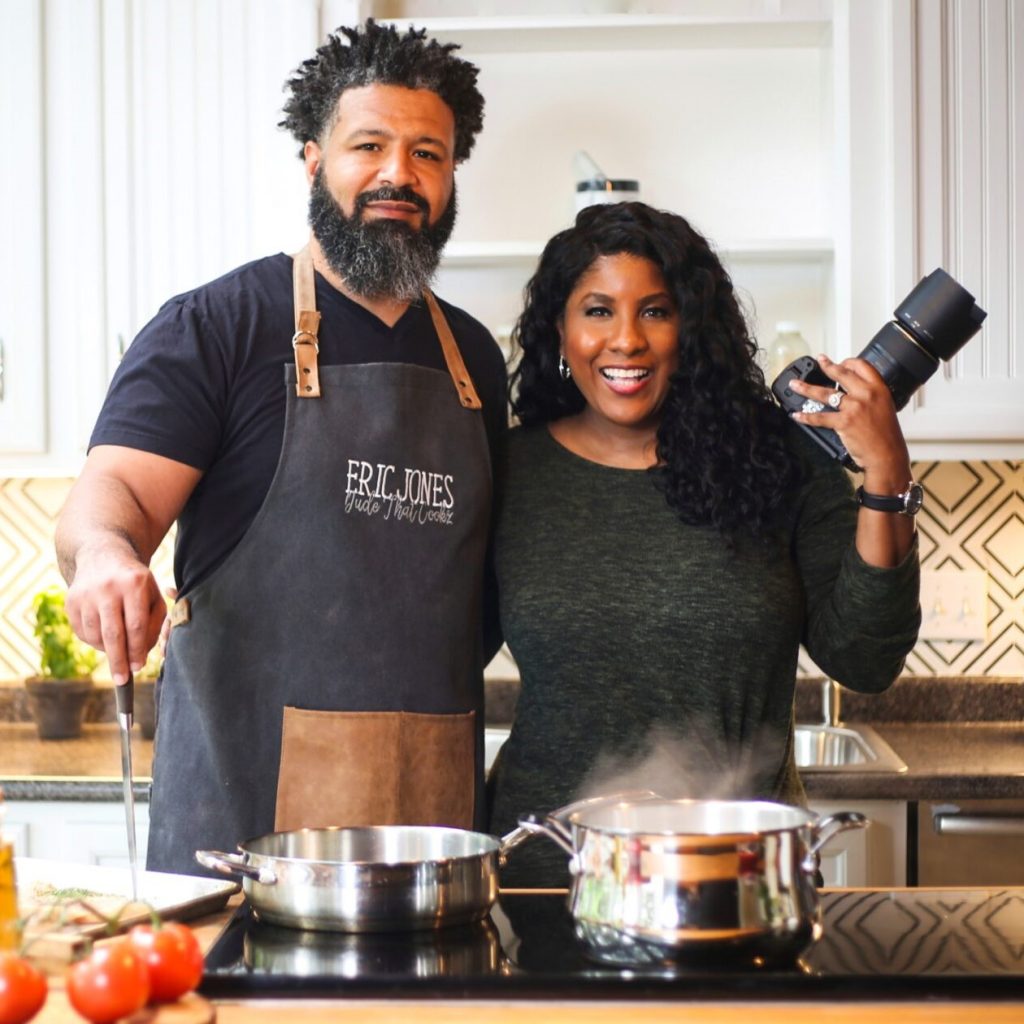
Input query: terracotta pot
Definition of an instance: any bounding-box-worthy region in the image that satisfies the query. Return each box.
[23,677,96,740]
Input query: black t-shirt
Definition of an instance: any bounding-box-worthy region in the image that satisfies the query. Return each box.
[90,253,508,593]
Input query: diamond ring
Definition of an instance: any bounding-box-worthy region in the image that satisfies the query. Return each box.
[827,390,844,410]
[801,398,826,414]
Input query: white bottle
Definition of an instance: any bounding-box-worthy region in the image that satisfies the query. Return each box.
[764,321,812,385]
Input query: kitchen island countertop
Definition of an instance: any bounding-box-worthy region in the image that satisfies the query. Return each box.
[24,887,1024,1023]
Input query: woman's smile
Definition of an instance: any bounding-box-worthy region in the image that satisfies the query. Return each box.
[599,365,653,394]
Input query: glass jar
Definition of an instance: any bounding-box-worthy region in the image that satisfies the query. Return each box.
[764,321,812,385]
[575,178,640,213]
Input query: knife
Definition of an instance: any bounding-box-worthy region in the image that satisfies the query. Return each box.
[115,674,139,902]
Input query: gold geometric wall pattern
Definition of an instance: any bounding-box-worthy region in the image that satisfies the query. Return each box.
[910,461,1024,677]
[1,465,1022,682]
[0,478,175,682]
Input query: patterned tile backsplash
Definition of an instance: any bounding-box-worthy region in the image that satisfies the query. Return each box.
[1,462,1022,682]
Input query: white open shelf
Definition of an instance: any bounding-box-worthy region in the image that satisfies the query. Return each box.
[442,238,834,267]
[380,13,832,52]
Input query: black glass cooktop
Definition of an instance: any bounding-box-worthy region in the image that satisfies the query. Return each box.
[199,889,1024,1000]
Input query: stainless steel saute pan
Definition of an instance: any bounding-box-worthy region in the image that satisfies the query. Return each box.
[197,825,511,933]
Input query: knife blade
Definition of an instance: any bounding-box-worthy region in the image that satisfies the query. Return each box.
[115,674,139,902]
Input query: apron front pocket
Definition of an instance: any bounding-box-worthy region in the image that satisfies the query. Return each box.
[274,707,476,832]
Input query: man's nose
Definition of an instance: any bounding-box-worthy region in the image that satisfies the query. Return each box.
[377,149,417,187]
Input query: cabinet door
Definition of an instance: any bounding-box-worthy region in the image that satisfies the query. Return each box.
[891,0,1024,447]
[44,0,110,465]
[102,0,318,348]
[810,800,907,888]
[5,800,150,867]
[0,0,46,456]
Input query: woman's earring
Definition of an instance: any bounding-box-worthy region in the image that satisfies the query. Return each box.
[558,356,572,381]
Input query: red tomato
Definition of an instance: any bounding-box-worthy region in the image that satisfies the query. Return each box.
[0,954,47,1024]
[127,921,204,1003]
[66,940,149,1024]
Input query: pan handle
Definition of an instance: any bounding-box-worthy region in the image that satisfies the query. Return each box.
[195,849,277,885]
[516,813,577,857]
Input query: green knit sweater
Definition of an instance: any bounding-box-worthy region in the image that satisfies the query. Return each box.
[488,424,920,887]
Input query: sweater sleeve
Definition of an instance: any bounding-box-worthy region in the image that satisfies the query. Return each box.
[792,441,921,693]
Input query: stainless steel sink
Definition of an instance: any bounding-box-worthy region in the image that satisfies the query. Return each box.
[794,723,907,773]
[485,724,907,774]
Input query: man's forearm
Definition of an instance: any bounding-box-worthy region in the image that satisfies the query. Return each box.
[57,475,160,583]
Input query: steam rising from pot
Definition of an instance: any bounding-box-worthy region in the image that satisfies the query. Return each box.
[575,724,786,805]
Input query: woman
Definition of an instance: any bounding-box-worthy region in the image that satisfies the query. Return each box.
[488,202,920,887]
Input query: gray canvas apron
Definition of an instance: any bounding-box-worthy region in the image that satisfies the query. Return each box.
[147,247,492,875]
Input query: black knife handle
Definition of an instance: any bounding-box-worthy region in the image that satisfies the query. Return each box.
[115,674,134,716]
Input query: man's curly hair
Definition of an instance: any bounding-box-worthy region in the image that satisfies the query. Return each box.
[511,202,801,536]
[280,20,484,163]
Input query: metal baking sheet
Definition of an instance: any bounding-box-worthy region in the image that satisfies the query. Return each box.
[16,857,238,955]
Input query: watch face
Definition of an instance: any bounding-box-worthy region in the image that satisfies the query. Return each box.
[903,482,924,515]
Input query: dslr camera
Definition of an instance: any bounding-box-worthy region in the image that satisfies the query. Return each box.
[771,268,987,469]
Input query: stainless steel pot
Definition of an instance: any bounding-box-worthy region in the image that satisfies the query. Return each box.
[519,796,866,966]
[197,825,525,934]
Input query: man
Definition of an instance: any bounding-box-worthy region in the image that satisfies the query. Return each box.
[56,22,506,875]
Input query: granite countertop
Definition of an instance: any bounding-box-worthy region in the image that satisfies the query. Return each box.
[0,723,152,800]
[1,677,1022,803]
[801,722,1024,800]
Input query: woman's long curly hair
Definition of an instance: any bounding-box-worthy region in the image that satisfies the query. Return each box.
[280,20,484,163]
[511,202,800,536]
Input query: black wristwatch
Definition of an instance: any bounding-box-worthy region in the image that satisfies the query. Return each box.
[855,481,924,516]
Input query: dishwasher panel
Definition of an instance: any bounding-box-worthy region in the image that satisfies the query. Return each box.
[917,800,1024,886]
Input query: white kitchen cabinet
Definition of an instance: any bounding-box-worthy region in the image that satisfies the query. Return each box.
[810,799,907,888]
[880,0,1024,460]
[0,1,46,458]
[0,0,320,476]
[5,799,150,869]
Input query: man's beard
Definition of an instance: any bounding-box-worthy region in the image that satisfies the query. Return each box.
[308,170,457,303]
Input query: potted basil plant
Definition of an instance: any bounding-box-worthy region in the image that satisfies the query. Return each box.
[24,587,99,740]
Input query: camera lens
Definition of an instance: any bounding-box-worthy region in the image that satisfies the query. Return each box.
[896,268,988,359]
[857,268,986,411]
[860,322,940,410]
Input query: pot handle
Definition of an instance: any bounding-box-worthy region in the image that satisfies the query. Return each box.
[515,813,576,857]
[806,811,869,861]
[495,823,536,863]
[195,849,277,885]
[496,789,658,863]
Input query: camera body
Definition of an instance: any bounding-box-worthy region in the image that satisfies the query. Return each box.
[771,268,987,469]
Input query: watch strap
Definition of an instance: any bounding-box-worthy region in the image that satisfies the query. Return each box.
[855,482,923,515]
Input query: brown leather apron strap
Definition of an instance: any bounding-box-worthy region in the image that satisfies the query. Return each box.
[292,246,322,399]
[169,598,191,627]
[422,291,482,410]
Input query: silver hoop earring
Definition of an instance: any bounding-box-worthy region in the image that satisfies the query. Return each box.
[558,356,572,381]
